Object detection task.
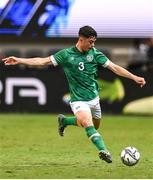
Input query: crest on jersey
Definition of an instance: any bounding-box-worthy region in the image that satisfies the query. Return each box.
[69,57,74,61]
[86,55,93,62]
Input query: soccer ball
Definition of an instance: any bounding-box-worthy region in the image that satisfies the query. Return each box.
[120,147,140,166]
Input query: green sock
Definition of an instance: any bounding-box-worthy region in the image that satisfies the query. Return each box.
[63,116,77,126]
[85,126,107,151]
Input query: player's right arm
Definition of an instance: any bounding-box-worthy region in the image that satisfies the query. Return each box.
[2,56,53,66]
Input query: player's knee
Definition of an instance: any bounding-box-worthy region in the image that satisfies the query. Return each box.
[82,119,93,127]
[77,117,93,127]
[75,111,93,128]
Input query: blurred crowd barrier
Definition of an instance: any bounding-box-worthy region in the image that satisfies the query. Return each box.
[0,38,153,71]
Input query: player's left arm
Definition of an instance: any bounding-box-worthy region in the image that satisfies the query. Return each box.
[107,61,146,88]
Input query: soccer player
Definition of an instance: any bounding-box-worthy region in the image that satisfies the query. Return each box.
[2,26,146,163]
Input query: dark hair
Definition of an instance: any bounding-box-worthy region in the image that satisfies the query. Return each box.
[79,26,97,38]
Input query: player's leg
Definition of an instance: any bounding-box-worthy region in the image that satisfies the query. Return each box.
[58,114,78,136]
[91,117,112,162]
[58,101,90,136]
[72,102,112,163]
[87,97,112,162]
[75,110,107,151]
[58,100,112,163]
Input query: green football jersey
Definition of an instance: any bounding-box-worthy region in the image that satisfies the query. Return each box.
[52,46,109,102]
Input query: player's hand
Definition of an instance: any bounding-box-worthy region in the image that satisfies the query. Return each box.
[2,56,20,65]
[134,76,146,88]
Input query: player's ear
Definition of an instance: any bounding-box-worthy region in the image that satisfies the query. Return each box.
[79,36,82,41]
[79,35,85,41]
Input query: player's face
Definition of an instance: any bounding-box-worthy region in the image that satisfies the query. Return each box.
[81,36,96,51]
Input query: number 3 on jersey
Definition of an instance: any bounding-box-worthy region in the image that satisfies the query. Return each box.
[78,62,84,71]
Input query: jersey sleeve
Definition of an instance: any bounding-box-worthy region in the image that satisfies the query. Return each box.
[50,49,67,66]
[95,49,110,67]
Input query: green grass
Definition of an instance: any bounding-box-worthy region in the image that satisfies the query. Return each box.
[0,114,153,178]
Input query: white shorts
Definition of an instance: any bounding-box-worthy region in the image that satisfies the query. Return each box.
[70,96,102,120]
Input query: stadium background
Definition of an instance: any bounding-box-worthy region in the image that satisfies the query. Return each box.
[0,0,152,115]
[0,0,153,179]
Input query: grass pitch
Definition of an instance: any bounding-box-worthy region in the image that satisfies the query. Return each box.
[0,114,153,179]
